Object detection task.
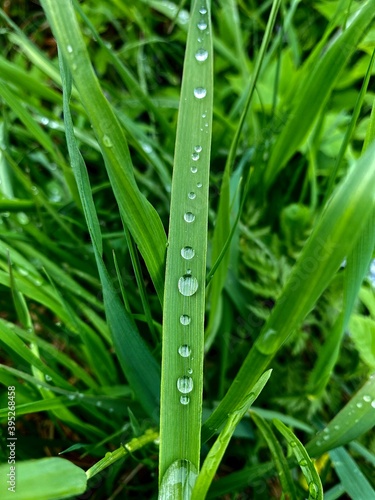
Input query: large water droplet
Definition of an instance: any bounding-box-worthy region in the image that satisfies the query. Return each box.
[180,395,190,405]
[178,345,191,357]
[103,135,113,147]
[181,246,195,260]
[178,275,198,296]
[308,481,319,499]
[195,49,208,62]
[180,314,191,325]
[197,20,207,31]
[192,152,200,161]
[188,192,196,200]
[177,376,194,394]
[191,166,198,174]
[184,212,195,223]
[194,87,207,99]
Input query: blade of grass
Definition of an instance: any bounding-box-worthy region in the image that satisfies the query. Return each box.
[202,141,375,443]
[159,0,213,481]
[58,48,161,418]
[40,0,167,302]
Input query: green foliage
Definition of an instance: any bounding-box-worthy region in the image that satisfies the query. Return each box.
[0,0,375,499]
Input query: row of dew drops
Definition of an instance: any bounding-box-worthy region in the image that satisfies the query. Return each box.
[175,5,209,406]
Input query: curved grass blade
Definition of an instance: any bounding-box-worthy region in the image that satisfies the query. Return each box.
[191,370,272,500]
[202,141,375,443]
[250,412,297,500]
[159,0,213,481]
[265,0,375,188]
[40,0,167,302]
[59,50,161,419]
[273,419,323,500]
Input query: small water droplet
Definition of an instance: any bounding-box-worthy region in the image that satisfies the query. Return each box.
[96,401,102,407]
[334,425,340,430]
[109,407,114,413]
[289,441,297,447]
[194,145,202,153]
[191,166,198,174]
[299,459,308,467]
[180,395,190,405]
[363,395,371,403]
[192,152,200,161]
[41,117,49,125]
[356,402,363,408]
[181,246,195,260]
[187,368,193,374]
[180,315,191,325]
[184,212,195,223]
[202,112,207,118]
[197,182,202,188]
[68,394,76,400]
[103,135,113,147]
[199,7,207,14]
[178,275,198,296]
[45,374,52,382]
[67,45,73,53]
[188,192,196,200]
[371,400,375,409]
[195,48,208,62]
[178,345,191,357]
[197,20,207,31]
[308,481,319,499]
[194,87,207,99]
[177,376,193,394]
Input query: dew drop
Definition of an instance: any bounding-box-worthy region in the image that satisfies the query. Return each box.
[192,152,200,161]
[308,481,319,499]
[194,87,207,99]
[356,402,363,408]
[187,368,193,375]
[289,441,297,447]
[184,212,195,223]
[197,20,207,30]
[177,376,194,394]
[195,48,208,62]
[371,400,375,409]
[299,459,308,467]
[191,166,198,174]
[178,275,198,296]
[181,246,195,260]
[96,401,102,407]
[363,395,371,403]
[188,192,196,200]
[197,182,202,188]
[67,45,73,53]
[199,7,207,14]
[194,145,202,153]
[41,117,49,125]
[180,395,190,405]
[178,345,191,357]
[45,374,52,382]
[103,135,113,147]
[67,394,76,400]
[180,314,191,325]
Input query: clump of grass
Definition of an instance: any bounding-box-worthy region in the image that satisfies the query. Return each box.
[0,0,375,499]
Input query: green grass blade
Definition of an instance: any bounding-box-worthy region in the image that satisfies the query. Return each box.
[265,0,375,188]
[40,0,167,302]
[274,419,323,500]
[329,447,375,499]
[191,370,272,500]
[306,375,375,457]
[250,412,297,500]
[159,0,213,481]
[59,50,161,418]
[202,141,375,442]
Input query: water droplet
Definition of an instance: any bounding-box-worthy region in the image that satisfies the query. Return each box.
[96,401,102,407]
[371,400,375,409]
[299,459,308,467]
[178,275,198,296]
[197,20,207,30]
[187,368,193,375]
[180,395,190,405]
[67,394,76,400]
[103,135,113,147]
[191,166,198,174]
[45,374,52,382]
[363,395,371,403]
[178,345,191,357]
[192,152,200,161]
[194,87,207,99]
[289,441,297,447]
[177,376,193,394]
[195,48,208,62]
[184,212,195,223]
[181,246,195,260]
[356,402,363,408]
[31,186,39,195]
[41,117,49,125]
[308,481,319,499]
[197,182,202,188]
[180,315,191,326]
[188,192,196,200]
[109,407,114,413]
[334,425,340,430]
[202,112,207,118]
[67,45,73,53]
[194,145,202,153]
[141,142,153,154]
[199,7,207,14]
